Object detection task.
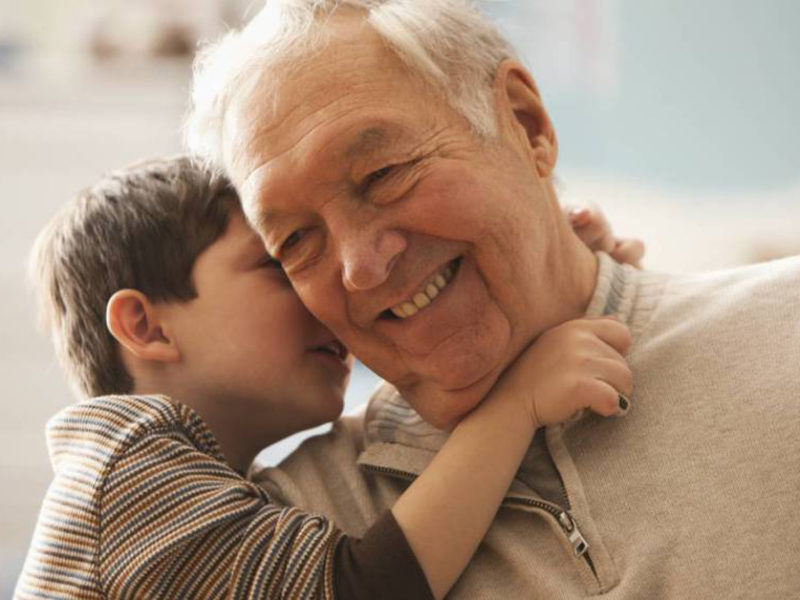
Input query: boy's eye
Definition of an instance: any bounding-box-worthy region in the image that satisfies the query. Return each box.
[260,257,291,281]
[259,256,284,270]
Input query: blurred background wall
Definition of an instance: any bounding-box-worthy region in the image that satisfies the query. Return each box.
[1,0,798,593]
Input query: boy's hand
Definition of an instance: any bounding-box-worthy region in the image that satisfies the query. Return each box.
[566,204,645,268]
[492,317,633,429]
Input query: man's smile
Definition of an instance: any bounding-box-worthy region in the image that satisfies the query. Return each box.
[384,257,461,320]
[369,254,503,363]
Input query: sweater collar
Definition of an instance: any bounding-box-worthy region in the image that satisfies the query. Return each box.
[585,252,640,322]
[358,252,644,478]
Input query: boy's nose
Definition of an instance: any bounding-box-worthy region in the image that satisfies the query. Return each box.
[340,228,407,292]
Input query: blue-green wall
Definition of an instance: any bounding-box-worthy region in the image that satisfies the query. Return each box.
[482,1,800,192]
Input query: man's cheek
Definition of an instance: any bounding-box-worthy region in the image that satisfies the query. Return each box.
[297,283,341,327]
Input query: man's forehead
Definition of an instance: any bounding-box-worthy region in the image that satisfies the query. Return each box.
[232,77,421,174]
[226,16,446,179]
[239,121,416,215]
[227,23,391,158]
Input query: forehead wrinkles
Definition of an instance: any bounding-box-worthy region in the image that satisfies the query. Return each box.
[229,16,437,177]
[240,100,377,201]
[233,69,402,185]
[237,74,438,202]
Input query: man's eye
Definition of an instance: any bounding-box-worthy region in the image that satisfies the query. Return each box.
[364,165,394,187]
[282,229,305,251]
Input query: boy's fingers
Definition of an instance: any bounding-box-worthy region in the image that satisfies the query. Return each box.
[565,205,592,227]
[585,379,628,418]
[594,357,634,399]
[569,206,616,253]
[610,238,645,268]
[582,317,633,355]
[576,223,616,253]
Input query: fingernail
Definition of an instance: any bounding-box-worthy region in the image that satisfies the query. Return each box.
[618,393,630,416]
[568,207,590,224]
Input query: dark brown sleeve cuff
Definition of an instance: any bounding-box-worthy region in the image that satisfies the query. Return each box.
[334,509,434,600]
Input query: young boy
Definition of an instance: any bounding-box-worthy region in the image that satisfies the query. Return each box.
[16,157,634,599]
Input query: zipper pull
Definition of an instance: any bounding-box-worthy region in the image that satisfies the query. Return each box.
[558,511,589,557]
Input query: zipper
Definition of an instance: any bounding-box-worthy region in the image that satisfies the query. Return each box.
[360,463,418,481]
[361,463,595,575]
[503,496,589,558]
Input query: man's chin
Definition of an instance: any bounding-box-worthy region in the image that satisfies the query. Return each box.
[400,368,502,431]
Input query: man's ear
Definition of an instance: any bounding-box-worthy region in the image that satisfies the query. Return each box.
[494,60,559,178]
[106,290,181,363]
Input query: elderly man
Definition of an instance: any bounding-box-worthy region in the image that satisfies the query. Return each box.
[186,1,800,597]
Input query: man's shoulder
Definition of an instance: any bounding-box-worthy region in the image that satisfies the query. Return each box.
[251,400,402,533]
[258,382,406,480]
[252,408,368,502]
[658,254,800,313]
[673,253,800,288]
[635,255,800,356]
[288,409,368,467]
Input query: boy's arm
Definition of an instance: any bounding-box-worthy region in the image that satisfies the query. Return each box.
[390,317,632,599]
[95,429,426,600]
[390,384,537,599]
[97,434,346,599]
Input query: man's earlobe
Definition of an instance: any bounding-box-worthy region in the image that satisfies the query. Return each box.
[495,60,559,178]
[106,290,181,363]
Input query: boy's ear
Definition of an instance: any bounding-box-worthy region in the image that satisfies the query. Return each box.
[106,290,181,363]
[494,60,559,178]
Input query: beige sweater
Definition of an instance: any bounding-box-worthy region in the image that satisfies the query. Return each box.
[254,253,800,598]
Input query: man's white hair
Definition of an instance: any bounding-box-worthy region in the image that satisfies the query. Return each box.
[184,0,518,171]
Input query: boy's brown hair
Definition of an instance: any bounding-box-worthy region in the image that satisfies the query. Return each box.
[30,156,239,398]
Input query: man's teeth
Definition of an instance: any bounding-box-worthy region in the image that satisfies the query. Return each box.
[390,262,456,319]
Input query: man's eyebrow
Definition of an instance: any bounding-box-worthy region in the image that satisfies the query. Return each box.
[249,204,281,238]
[344,126,392,159]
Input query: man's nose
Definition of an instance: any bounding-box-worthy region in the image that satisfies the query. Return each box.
[340,228,407,292]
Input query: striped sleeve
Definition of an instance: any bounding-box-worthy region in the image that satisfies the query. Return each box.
[97,430,344,599]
